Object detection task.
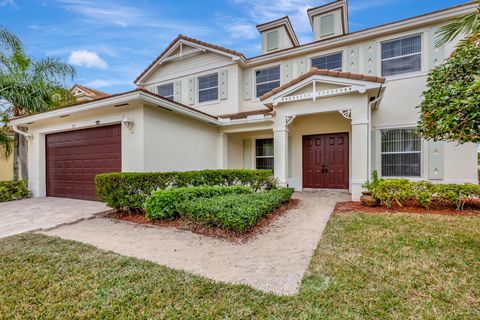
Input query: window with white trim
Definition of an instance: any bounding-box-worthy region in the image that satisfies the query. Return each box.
[311,52,342,71]
[255,138,274,172]
[157,83,174,100]
[255,66,280,98]
[381,34,422,76]
[198,73,218,103]
[381,128,421,177]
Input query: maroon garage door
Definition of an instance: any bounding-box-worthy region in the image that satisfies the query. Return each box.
[46,124,121,200]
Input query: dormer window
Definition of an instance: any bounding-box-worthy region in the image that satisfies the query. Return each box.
[311,52,342,71]
[320,14,335,36]
[266,31,279,51]
[256,66,280,98]
[157,83,174,100]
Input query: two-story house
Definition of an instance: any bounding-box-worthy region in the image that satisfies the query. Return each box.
[9,1,478,201]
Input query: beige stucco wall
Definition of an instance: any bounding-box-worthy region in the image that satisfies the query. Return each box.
[143,105,219,172]
[0,153,13,181]
[142,52,241,116]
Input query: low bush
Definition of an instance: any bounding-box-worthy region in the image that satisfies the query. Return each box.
[364,173,480,209]
[96,169,272,211]
[178,188,294,232]
[144,185,253,220]
[0,180,30,202]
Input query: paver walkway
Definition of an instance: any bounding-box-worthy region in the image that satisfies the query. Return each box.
[43,190,350,295]
[0,197,111,238]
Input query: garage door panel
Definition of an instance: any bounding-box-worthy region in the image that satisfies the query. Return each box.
[46,124,121,200]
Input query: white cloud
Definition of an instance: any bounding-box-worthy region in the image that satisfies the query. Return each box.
[0,0,18,8]
[227,23,258,39]
[85,79,130,89]
[68,50,108,69]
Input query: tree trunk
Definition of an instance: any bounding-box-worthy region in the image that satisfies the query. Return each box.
[12,132,20,181]
[18,130,28,183]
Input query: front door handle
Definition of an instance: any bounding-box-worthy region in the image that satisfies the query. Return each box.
[321,164,327,174]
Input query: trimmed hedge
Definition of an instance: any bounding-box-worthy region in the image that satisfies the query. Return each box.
[96,169,272,211]
[144,186,253,220]
[178,188,294,232]
[364,176,480,210]
[0,180,30,202]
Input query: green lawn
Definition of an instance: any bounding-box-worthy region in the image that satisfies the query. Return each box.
[1,213,479,319]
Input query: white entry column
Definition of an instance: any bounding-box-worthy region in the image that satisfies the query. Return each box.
[350,104,370,200]
[217,132,228,169]
[274,122,288,186]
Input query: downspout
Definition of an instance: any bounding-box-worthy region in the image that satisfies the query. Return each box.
[12,125,33,140]
[367,85,384,180]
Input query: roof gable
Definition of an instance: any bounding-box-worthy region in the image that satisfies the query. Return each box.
[135,34,246,85]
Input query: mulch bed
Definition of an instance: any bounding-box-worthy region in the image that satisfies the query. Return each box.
[334,199,480,216]
[105,198,300,243]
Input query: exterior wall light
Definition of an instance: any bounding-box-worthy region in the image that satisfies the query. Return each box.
[122,115,134,129]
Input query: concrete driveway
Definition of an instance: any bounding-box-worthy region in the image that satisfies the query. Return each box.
[0,197,111,239]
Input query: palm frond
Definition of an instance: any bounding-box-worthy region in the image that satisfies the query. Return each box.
[0,25,22,52]
[435,2,480,47]
[0,127,13,159]
[33,57,76,82]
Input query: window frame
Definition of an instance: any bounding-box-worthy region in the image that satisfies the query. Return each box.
[156,82,174,100]
[310,51,343,71]
[320,13,335,36]
[380,33,423,77]
[254,138,274,172]
[254,65,281,99]
[379,127,423,178]
[196,72,219,104]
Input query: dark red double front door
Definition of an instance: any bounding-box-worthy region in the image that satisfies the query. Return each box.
[302,133,349,189]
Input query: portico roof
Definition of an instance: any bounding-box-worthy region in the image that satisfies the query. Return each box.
[260,68,385,108]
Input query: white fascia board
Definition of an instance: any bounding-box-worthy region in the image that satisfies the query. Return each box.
[8,92,143,126]
[218,116,274,126]
[9,92,222,126]
[247,3,477,66]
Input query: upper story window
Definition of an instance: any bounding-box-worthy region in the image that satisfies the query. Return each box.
[381,35,422,77]
[198,73,218,103]
[157,83,174,100]
[256,66,280,98]
[381,128,421,177]
[311,52,342,71]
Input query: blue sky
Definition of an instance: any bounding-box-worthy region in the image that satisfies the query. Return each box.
[0,0,468,93]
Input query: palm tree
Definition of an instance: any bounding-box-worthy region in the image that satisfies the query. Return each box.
[435,1,480,47]
[0,26,76,182]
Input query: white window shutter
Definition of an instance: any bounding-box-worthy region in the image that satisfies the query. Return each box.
[363,41,378,75]
[428,141,444,180]
[220,69,228,100]
[282,60,293,84]
[243,70,252,100]
[295,57,308,77]
[174,80,182,102]
[243,139,252,168]
[187,77,195,105]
